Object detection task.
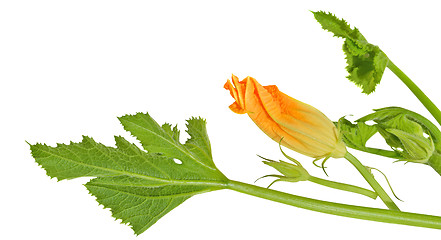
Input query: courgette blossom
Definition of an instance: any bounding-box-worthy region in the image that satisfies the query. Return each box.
[224,75,347,159]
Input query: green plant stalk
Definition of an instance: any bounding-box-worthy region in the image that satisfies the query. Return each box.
[387,61,441,126]
[227,180,441,229]
[344,152,400,211]
[351,147,401,159]
[308,176,377,199]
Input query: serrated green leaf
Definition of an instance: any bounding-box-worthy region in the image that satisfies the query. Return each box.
[312,11,364,40]
[30,113,228,235]
[313,11,389,94]
[184,117,215,167]
[85,175,217,234]
[118,113,224,179]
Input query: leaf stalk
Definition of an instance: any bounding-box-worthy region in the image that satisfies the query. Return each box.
[344,152,400,210]
[227,180,441,229]
[387,60,441,126]
[308,176,377,199]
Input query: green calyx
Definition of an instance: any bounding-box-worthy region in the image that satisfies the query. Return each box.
[261,158,310,183]
[256,140,311,186]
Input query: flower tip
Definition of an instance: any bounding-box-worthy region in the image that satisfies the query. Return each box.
[224,74,247,114]
[229,103,246,114]
[223,80,231,90]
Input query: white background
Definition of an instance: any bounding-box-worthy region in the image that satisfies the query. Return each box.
[2,0,441,239]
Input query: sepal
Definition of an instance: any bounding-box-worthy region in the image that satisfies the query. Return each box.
[262,159,310,182]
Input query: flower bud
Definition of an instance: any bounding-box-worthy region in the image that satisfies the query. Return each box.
[262,159,310,182]
[385,128,434,163]
[357,107,440,164]
[224,75,347,159]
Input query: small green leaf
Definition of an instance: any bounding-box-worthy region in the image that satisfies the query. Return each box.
[312,11,389,94]
[337,117,378,149]
[30,113,228,235]
[311,11,363,40]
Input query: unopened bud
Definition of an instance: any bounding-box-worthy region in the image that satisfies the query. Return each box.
[262,159,310,182]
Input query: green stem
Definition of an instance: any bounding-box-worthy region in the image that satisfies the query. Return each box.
[360,147,401,159]
[387,60,441,126]
[227,180,441,229]
[308,176,377,199]
[344,152,400,211]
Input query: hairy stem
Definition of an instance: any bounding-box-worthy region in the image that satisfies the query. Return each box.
[308,176,377,199]
[344,152,400,211]
[387,60,441,126]
[227,180,441,229]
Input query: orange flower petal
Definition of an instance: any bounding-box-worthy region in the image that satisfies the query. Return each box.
[225,75,347,159]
